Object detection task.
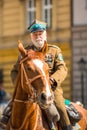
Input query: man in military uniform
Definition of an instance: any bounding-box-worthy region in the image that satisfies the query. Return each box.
[0,20,71,130]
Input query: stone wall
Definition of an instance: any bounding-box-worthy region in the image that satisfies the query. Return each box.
[72,26,87,108]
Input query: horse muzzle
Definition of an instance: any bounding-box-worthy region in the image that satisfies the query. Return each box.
[37,92,54,109]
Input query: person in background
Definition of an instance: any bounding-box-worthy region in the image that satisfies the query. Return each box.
[0,84,6,103]
[0,19,72,130]
[0,69,11,103]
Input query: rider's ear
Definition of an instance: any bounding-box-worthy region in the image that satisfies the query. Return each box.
[18,40,27,57]
[42,41,48,55]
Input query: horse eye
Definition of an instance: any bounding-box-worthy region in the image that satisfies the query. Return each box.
[27,66,31,71]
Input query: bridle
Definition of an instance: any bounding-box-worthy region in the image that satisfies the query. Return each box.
[14,56,46,103]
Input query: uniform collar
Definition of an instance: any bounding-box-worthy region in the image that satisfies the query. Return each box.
[32,45,42,52]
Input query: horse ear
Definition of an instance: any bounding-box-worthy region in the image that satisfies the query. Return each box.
[42,41,48,55]
[18,40,27,57]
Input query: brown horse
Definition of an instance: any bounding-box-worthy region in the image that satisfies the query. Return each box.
[71,102,87,130]
[5,41,87,130]
[6,41,58,130]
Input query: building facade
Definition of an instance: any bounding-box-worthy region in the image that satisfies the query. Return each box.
[72,0,87,108]
[0,0,71,99]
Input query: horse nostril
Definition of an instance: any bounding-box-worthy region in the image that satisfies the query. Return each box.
[41,93,46,101]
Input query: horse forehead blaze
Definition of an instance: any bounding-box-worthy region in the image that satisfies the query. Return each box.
[33,59,51,96]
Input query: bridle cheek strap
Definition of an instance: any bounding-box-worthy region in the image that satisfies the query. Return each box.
[20,62,43,101]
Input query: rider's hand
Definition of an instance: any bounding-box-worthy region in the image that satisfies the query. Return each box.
[50,77,57,91]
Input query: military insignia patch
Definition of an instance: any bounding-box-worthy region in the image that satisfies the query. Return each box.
[44,53,53,65]
[58,53,64,61]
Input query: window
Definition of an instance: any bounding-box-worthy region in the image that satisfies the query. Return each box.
[86,0,87,9]
[26,0,36,27]
[42,0,52,28]
[73,0,87,25]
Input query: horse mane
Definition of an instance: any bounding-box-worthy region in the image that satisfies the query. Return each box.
[18,40,48,60]
[27,41,48,60]
[27,49,44,60]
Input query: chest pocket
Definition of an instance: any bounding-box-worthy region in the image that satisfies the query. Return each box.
[44,53,54,68]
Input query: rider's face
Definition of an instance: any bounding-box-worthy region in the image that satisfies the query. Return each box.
[30,30,47,49]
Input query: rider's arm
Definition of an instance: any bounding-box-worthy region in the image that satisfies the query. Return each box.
[51,46,68,87]
[10,55,21,85]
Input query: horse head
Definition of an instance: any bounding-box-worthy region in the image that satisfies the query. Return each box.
[17,41,54,109]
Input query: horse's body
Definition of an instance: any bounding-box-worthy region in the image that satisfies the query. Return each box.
[6,42,58,130]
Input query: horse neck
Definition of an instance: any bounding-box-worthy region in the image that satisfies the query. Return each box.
[11,63,48,130]
[13,68,28,101]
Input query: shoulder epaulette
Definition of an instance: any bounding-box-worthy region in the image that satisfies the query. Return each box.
[48,44,59,49]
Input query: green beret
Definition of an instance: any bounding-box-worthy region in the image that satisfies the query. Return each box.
[28,19,47,33]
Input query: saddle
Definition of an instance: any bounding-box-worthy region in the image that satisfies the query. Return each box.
[65,100,81,125]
